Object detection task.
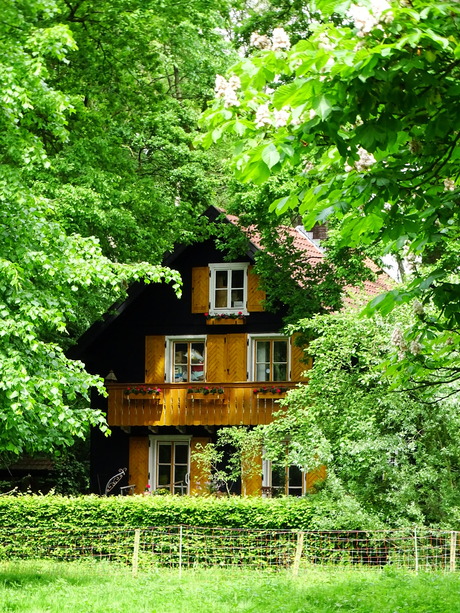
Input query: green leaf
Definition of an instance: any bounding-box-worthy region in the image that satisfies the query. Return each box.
[262,143,280,169]
[312,95,333,121]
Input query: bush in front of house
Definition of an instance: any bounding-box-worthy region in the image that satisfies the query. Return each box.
[0,491,381,531]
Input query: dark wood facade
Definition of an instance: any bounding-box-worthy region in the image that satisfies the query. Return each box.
[76,229,321,497]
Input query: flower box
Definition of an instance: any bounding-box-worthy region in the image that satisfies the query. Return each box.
[126,393,162,401]
[188,393,225,401]
[206,317,245,326]
[256,393,285,399]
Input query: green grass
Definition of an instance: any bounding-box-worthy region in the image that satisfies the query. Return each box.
[0,561,459,612]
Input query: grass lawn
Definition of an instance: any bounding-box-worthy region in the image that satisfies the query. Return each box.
[0,561,459,612]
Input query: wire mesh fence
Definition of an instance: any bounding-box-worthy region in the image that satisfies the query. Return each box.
[0,526,457,574]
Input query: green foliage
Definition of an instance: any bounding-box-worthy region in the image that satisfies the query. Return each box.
[201,0,460,390]
[263,309,460,525]
[0,492,381,531]
[35,0,237,263]
[192,427,264,495]
[0,0,182,457]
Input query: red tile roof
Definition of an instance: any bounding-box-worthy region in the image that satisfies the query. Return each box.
[224,212,393,301]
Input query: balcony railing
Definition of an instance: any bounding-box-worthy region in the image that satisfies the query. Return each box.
[107,383,297,427]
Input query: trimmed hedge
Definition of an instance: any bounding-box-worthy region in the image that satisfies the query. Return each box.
[0,493,382,531]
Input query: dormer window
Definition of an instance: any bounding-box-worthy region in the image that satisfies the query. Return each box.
[209,263,249,315]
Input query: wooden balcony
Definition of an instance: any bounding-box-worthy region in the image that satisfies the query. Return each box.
[107,383,297,427]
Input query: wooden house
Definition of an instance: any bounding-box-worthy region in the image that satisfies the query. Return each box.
[74,207,388,496]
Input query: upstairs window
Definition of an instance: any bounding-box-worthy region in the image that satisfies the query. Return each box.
[251,336,289,382]
[209,263,248,315]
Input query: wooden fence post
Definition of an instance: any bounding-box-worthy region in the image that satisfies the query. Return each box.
[414,528,419,574]
[132,529,141,578]
[450,531,457,572]
[292,531,304,576]
[179,525,183,578]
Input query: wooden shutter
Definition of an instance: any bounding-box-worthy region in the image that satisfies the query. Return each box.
[191,267,209,313]
[241,450,262,496]
[306,465,327,493]
[189,437,211,495]
[226,334,247,382]
[145,336,165,383]
[207,334,247,382]
[129,437,149,495]
[290,334,311,382]
[206,335,226,381]
[247,266,265,312]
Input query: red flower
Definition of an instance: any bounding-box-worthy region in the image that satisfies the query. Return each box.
[276,389,281,394]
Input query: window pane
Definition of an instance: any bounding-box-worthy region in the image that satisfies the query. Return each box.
[231,289,244,307]
[216,270,228,288]
[273,341,287,363]
[175,444,188,465]
[174,465,188,484]
[158,444,171,464]
[256,342,269,362]
[272,465,286,488]
[273,363,287,381]
[256,364,268,381]
[215,289,228,308]
[158,465,170,486]
[190,343,204,363]
[272,465,286,497]
[289,465,302,486]
[174,366,187,382]
[174,343,187,364]
[231,269,244,289]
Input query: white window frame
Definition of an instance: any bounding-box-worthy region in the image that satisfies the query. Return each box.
[148,435,192,494]
[165,335,206,383]
[248,334,291,382]
[262,457,306,497]
[209,263,249,315]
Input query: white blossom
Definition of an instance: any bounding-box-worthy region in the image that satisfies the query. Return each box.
[250,32,272,50]
[215,74,228,98]
[255,104,272,128]
[215,74,241,107]
[273,106,290,127]
[228,75,241,91]
[272,27,291,51]
[348,0,392,37]
[412,300,424,316]
[355,147,376,171]
[444,178,455,191]
[391,328,403,347]
[383,202,392,211]
[223,87,240,108]
[409,340,422,355]
[309,109,317,120]
[317,32,335,51]
[348,4,377,36]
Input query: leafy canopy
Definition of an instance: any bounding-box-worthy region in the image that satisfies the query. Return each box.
[0,0,180,457]
[200,0,460,393]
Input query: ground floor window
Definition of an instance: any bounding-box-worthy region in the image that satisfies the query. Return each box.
[149,436,191,494]
[262,459,305,497]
